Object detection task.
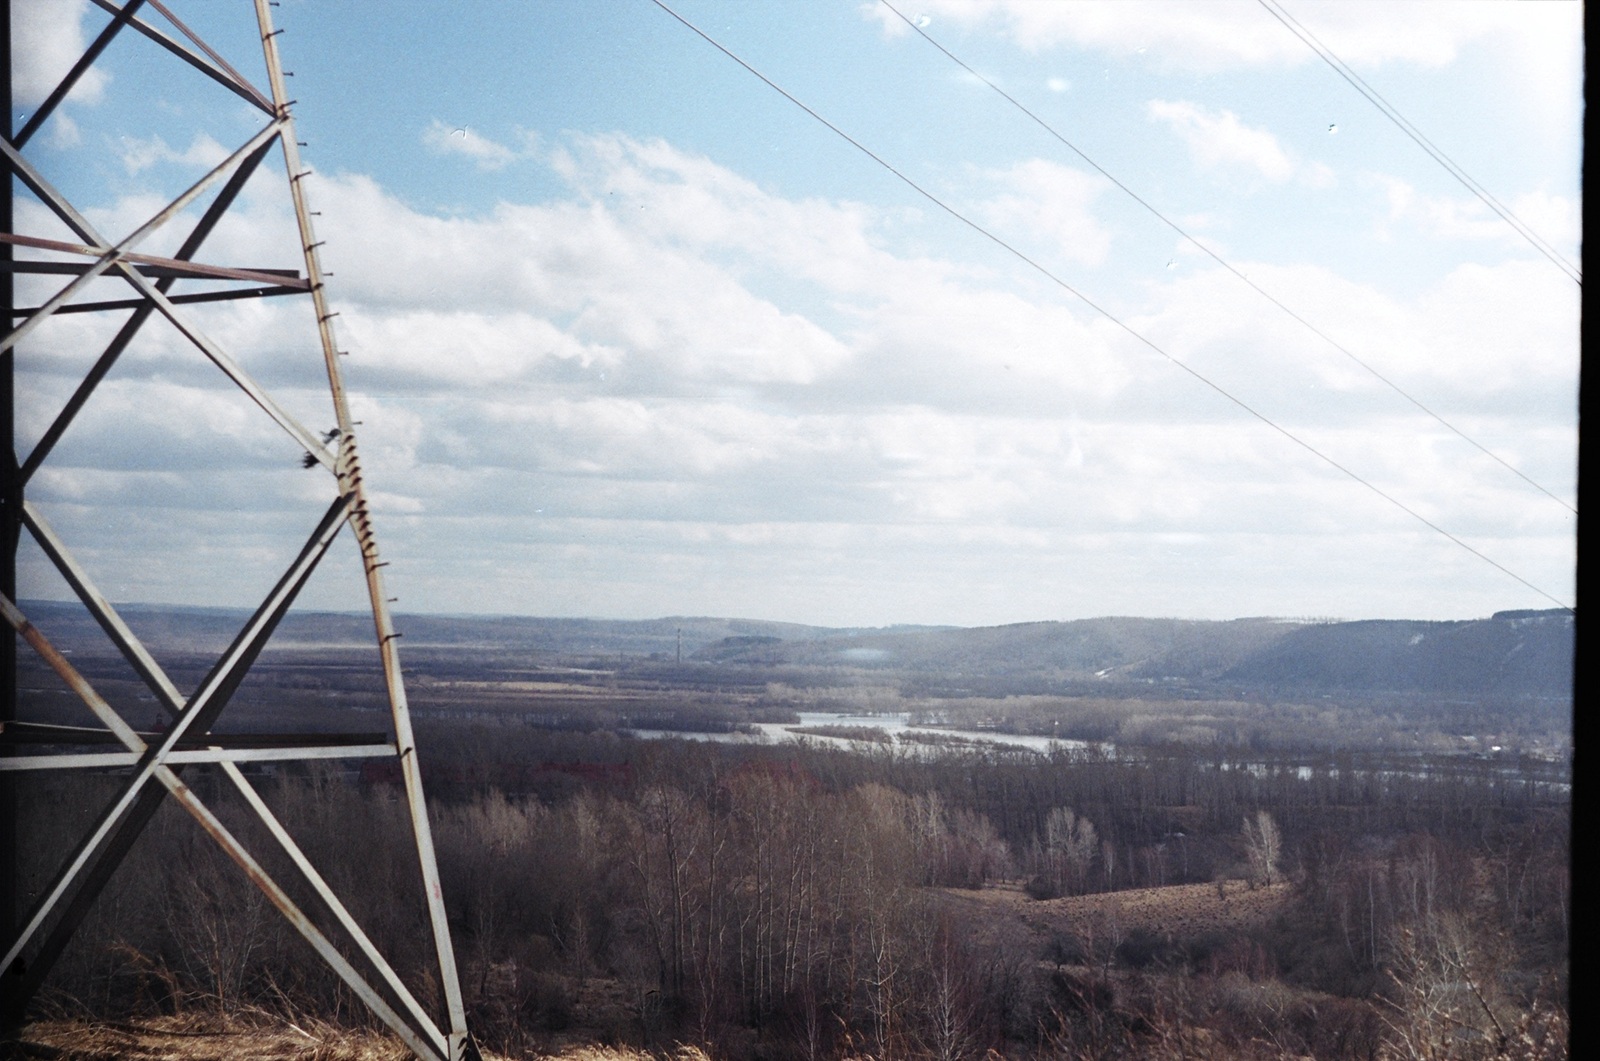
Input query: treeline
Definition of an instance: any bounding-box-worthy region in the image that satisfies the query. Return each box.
[12,729,1568,1059]
[899,690,1569,754]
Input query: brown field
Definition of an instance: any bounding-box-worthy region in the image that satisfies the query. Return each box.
[938,878,1295,953]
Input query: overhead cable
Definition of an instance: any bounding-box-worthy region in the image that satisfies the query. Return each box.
[878,0,1575,518]
[1258,0,1580,286]
[645,0,1573,614]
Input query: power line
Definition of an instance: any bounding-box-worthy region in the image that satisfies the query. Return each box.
[645,0,1573,614]
[877,0,1575,518]
[1258,0,1581,286]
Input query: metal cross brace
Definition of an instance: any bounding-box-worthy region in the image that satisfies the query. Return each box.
[0,508,459,1061]
[1,2,475,1057]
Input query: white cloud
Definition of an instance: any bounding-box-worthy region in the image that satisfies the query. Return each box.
[865,2,1582,205]
[1300,162,1337,191]
[44,112,83,150]
[867,1,1578,75]
[339,308,614,388]
[1125,254,1580,493]
[1368,175,1581,264]
[12,0,108,108]
[841,280,1133,415]
[1410,262,1580,395]
[421,119,518,170]
[118,133,231,176]
[306,144,870,388]
[1506,191,1582,263]
[1373,176,1486,241]
[1146,99,1294,182]
[15,123,1575,622]
[549,134,920,300]
[975,160,1112,265]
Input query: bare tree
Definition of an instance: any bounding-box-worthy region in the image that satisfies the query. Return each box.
[921,918,981,1061]
[1380,914,1518,1061]
[1044,807,1097,896]
[1243,810,1281,889]
[625,785,706,999]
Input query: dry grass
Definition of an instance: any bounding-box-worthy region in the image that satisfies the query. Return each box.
[939,878,1294,950]
[12,1013,411,1061]
[531,1048,709,1061]
[9,1015,710,1061]
[1046,878,1293,936]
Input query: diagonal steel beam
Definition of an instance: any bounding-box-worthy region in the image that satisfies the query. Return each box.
[255,6,472,1051]
[15,506,457,1051]
[17,135,280,484]
[0,118,286,353]
[11,0,148,150]
[23,501,189,712]
[2,542,454,1054]
[220,762,452,1056]
[88,0,274,113]
[0,595,449,1061]
[102,270,336,467]
[146,0,273,113]
[169,780,451,1061]
[0,597,144,749]
[0,494,350,992]
[0,138,335,469]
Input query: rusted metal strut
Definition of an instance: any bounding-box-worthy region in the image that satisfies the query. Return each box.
[0,3,476,1057]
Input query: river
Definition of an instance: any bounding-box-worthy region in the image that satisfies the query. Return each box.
[629,711,1096,755]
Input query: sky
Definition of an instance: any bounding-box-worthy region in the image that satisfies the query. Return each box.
[9,0,1582,629]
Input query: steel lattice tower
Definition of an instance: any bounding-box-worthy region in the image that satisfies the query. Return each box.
[1,3,475,1057]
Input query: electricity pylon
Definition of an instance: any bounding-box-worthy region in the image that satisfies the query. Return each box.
[1,3,475,1057]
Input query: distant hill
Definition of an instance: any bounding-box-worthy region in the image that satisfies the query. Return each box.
[16,601,1571,700]
[1218,610,1574,696]
[689,610,1573,699]
[13,601,892,660]
[689,617,1296,680]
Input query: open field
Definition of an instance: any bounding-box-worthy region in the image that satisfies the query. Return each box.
[944,878,1295,946]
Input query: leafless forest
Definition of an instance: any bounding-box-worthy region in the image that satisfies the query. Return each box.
[10,609,1571,1059]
